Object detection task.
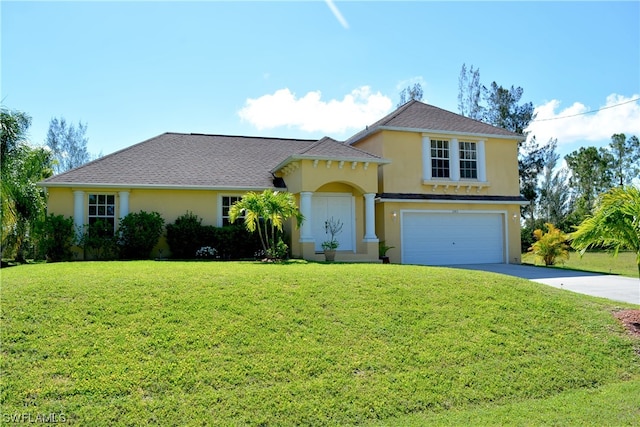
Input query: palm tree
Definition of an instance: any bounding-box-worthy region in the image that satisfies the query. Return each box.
[1,108,53,262]
[529,223,570,266]
[570,186,640,279]
[228,190,303,260]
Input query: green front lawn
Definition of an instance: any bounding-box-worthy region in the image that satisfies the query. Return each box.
[2,261,639,425]
[522,250,638,278]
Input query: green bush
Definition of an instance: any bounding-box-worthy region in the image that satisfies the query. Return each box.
[80,220,118,260]
[37,214,75,262]
[266,237,289,260]
[165,213,262,260]
[213,223,263,260]
[521,219,546,252]
[521,226,535,253]
[166,211,203,259]
[118,211,165,260]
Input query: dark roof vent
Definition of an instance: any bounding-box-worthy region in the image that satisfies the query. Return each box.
[273,176,287,188]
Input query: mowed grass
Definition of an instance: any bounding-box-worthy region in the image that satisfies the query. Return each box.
[522,250,638,278]
[2,261,639,425]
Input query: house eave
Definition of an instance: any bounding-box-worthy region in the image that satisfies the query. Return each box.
[377,193,529,206]
[38,182,276,192]
[349,126,524,145]
[271,155,390,174]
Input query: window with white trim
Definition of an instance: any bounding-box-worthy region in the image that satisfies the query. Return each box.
[459,141,478,179]
[423,136,485,183]
[430,139,450,178]
[221,195,243,226]
[88,194,116,232]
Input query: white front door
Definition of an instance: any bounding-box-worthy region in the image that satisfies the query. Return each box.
[312,194,354,252]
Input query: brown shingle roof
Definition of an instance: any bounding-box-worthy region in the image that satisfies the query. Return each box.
[299,136,387,160]
[40,133,386,189]
[346,100,523,145]
[270,136,388,172]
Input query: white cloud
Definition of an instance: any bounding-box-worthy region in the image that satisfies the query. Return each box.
[526,93,640,145]
[238,86,393,134]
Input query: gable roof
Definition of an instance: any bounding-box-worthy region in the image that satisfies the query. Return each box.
[271,136,388,172]
[40,133,386,190]
[346,100,524,145]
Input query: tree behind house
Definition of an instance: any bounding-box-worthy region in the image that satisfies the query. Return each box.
[564,146,614,222]
[609,133,640,186]
[46,117,92,174]
[483,82,535,136]
[397,83,423,108]
[537,140,571,231]
[457,63,483,120]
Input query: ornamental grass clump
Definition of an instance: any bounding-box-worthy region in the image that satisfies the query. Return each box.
[529,222,570,266]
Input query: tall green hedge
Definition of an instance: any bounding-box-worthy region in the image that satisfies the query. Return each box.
[166,212,261,260]
[37,214,75,262]
[118,211,165,260]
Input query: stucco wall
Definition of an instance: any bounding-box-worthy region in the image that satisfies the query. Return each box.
[353,129,521,197]
[47,187,220,225]
[281,158,379,194]
[46,187,75,217]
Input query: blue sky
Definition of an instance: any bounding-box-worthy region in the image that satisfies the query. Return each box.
[2,1,639,161]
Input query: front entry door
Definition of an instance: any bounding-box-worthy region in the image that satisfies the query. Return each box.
[311,194,354,252]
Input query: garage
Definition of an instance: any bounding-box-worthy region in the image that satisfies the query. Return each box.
[402,211,505,265]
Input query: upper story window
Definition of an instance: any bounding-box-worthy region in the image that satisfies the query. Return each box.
[88,194,116,232]
[459,141,478,179]
[221,195,243,226]
[423,136,486,183]
[430,139,450,178]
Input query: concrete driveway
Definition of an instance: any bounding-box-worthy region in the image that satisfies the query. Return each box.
[455,264,640,306]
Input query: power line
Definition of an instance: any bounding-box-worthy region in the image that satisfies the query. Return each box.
[531,97,640,122]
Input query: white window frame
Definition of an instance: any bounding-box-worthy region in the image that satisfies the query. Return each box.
[430,139,451,179]
[459,140,478,179]
[88,193,117,233]
[218,194,244,227]
[423,135,485,182]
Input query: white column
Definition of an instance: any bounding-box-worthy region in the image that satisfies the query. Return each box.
[73,190,85,238]
[422,135,431,180]
[477,140,486,182]
[363,193,378,241]
[299,191,314,242]
[450,138,460,181]
[119,191,130,219]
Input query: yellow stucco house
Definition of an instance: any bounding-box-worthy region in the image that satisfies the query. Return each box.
[40,100,527,264]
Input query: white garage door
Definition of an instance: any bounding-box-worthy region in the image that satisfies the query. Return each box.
[402,211,504,265]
